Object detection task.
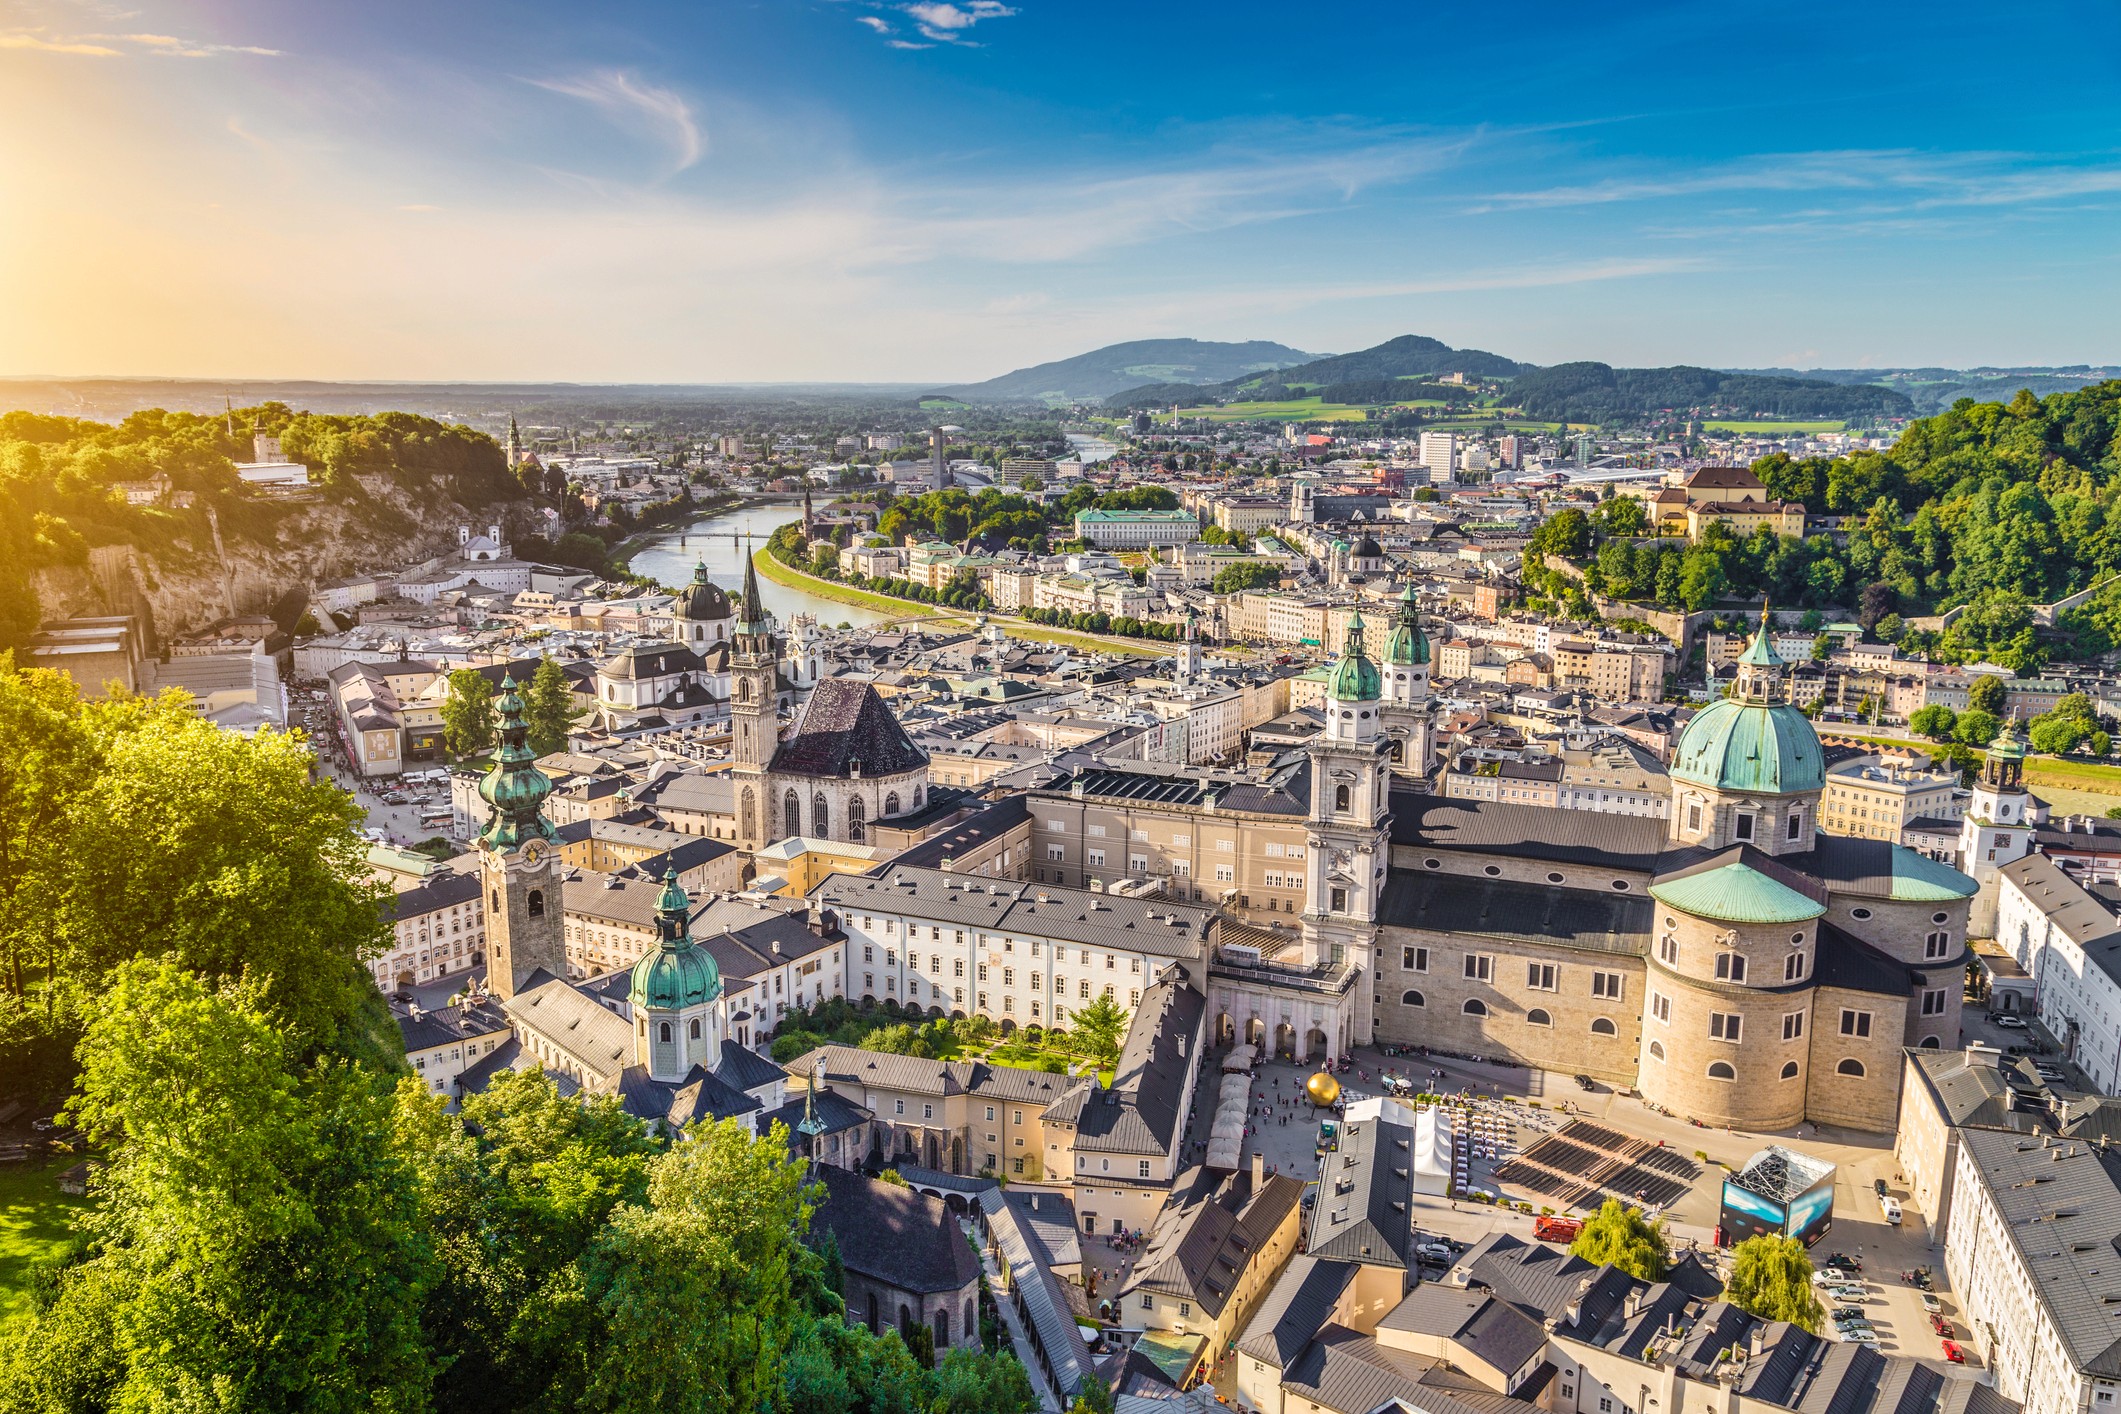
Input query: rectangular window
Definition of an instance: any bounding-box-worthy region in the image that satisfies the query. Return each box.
[1088,824,1107,837]
[863,945,873,963]
[922,1103,933,1119]
[1733,814,1756,842]
[1047,845,1063,861]
[1464,954,1492,982]
[954,958,965,977]
[1217,839,1233,852]
[1715,953,1747,982]
[1002,968,1014,986]
[1840,1009,1872,1038]
[1404,946,1429,972]
[1216,865,1234,882]
[894,1099,905,1115]
[1080,980,1091,998]
[1032,973,1042,990]
[1921,988,1947,1016]
[1709,1013,1742,1042]
[1139,1160,1152,1178]
[1527,962,1556,991]
[1686,804,1702,832]
[1783,1011,1804,1041]
[978,964,988,981]
[1658,935,1679,965]
[1129,855,1147,872]
[1087,849,1105,867]
[986,1106,995,1121]
[1651,992,1671,1024]
[1591,971,1622,1000]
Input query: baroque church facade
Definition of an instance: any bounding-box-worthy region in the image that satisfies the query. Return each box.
[1051,604,1975,1135]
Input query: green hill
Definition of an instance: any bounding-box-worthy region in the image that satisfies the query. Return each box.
[927,338,1317,403]
[1508,363,1911,424]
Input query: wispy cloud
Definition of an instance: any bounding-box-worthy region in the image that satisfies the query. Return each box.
[905,2,1015,44]
[528,70,704,172]
[0,28,278,58]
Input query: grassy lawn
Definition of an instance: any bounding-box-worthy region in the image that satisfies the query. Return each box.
[754,551,1172,659]
[1179,398,1367,423]
[2026,758,2121,798]
[1700,419,1847,434]
[0,1158,89,1326]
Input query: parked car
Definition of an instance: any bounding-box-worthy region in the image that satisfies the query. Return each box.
[1833,1307,1867,1322]
[1873,1178,1889,1198]
[1993,1015,2028,1029]
[1534,1214,1584,1243]
[1942,1340,1965,1363]
[1920,1293,1941,1314]
[1880,1195,1903,1225]
[1414,1243,1455,1265]
[1843,1329,1880,1344]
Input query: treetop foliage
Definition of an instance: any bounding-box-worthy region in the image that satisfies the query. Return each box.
[1567,1197,1670,1282]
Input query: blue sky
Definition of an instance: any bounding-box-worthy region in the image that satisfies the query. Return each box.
[3,0,2119,381]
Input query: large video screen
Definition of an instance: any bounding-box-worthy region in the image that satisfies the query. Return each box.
[1719,1180,1786,1245]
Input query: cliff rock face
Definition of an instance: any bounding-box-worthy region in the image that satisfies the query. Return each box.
[33,481,536,642]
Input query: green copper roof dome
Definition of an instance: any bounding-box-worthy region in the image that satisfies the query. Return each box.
[1650,863,1827,924]
[1988,715,2026,761]
[477,674,557,851]
[1671,619,1824,796]
[1329,614,1383,702]
[1384,581,1430,667]
[629,867,721,1011]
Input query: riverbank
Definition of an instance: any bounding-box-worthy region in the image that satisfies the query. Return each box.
[606,492,742,579]
[752,550,1174,659]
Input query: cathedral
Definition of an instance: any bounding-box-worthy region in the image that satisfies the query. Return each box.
[473,675,786,1129]
[1124,606,1976,1135]
[727,552,931,850]
[593,561,735,731]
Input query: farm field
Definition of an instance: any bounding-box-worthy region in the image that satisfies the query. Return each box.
[1180,398,1366,423]
[1700,419,1847,434]
[0,1159,86,1325]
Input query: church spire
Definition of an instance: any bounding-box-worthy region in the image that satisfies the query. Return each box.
[737,536,769,636]
[477,674,556,850]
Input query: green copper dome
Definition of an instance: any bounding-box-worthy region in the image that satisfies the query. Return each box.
[1988,715,2026,761]
[1671,618,1823,796]
[477,674,557,851]
[630,867,721,1011]
[1328,614,1382,702]
[1384,582,1430,667]
[1650,863,1827,925]
[1671,697,1826,795]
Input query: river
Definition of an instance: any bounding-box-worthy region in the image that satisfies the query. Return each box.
[624,502,902,628]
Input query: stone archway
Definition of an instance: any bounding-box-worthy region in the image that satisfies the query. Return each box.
[1273,1022,1295,1059]
[1245,1016,1265,1047]
[1306,1027,1329,1062]
[1216,1013,1235,1045]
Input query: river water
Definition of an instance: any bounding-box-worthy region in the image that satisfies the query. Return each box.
[625,501,900,628]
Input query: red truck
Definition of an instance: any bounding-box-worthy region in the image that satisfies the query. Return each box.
[1534,1215,1583,1243]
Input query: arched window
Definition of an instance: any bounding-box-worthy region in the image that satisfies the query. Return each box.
[1334,784,1351,811]
[784,790,801,838]
[740,787,755,841]
[963,1298,975,1342]
[1589,1017,1617,1036]
[1707,1061,1736,1081]
[813,792,830,838]
[1648,1040,1666,1061]
[1401,989,1425,1007]
[658,1022,672,1044]
[491,888,500,911]
[848,796,866,844]
[1527,1008,1552,1027]
[1780,1061,1800,1079]
[912,787,923,809]
[1462,999,1488,1016]
[1836,1058,1866,1077]
[738,677,753,703]
[527,889,545,918]
[886,792,901,816]
[1920,1036,1940,1049]
[688,1018,701,1040]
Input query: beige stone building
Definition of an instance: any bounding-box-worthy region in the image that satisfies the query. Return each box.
[1119,1161,1304,1355]
[1820,751,1964,843]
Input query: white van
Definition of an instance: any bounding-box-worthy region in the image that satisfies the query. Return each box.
[1880,1195,1903,1225]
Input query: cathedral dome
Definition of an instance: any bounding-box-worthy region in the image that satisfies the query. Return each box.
[1670,695,1825,795]
[1384,582,1429,667]
[677,561,732,621]
[1328,614,1383,702]
[629,869,721,1011]
[1352,533,1383,559]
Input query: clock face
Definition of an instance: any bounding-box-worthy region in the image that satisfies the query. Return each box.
[522,839,545,865]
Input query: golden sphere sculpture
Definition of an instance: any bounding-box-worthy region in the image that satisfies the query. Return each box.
[1305,1071,1341,1107]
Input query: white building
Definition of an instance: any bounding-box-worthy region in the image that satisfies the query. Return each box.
[1945,1128,2121,1414]
[1418,431,1458,480]
[1996,853,2121,1094]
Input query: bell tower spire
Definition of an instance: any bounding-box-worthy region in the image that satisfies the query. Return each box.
[730,537,781,847]
[479,675,564,1000]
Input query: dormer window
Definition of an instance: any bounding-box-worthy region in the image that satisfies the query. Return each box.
[1734,813,1756,843]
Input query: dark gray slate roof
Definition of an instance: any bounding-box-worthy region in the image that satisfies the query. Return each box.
[616,1061,760,1129]
[755,1086,869,1143]
[1236,1255,1359,1367]
[1390,792,1668,873]
[1957,1128,2121,1377]
[1046,971,1206,1157]
[1304,1101,1415,1269]
[884,794,1031,872]
[1379,872,1652,955]
[384,868,483,924]
[1121,1166,1303,1317]
[602,643,706,681]
[770,678,928,779]
[1812,921,1917,998]
[396,996,511,1053]
[1905,1046,2048,1134]
[808,1165,981,1296]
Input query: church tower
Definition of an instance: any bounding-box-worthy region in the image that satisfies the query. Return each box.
[1176,606,1203,688]
[1962,717,2032,934]
[731,544,781,847]
[1303,615,1391,1050]
[1380,580,1432,779]
[478,675,564,1000]
[628,868,725,1083]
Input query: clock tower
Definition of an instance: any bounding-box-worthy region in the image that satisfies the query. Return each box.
[478,674,565,1000]
[1303,614,1391,1049]
[730,543,781,848]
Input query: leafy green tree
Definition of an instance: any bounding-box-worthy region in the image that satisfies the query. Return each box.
[1967,674,2008,716]
[1724,1235,1824,1331]
[931,1344,1038,1414]
[0,959,437,1413]
[1955,709,2001,747]
[2030,717,2085,756]
[0,665,92,998]
[578,1118,815,1414]
[1069,1371,1117,1414]
[1566,1197,1669,1281]
[1909,704,1957,741]
[1071,993,1129,1071]
[443,667,497,759]
[2057,692,2099,727]
[1212,562,1281,595]
[524,655,580,757]
[1530,508,1592,560]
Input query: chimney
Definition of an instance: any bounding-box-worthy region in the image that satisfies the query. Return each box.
[1252,1150,1265,1188]
[1965,1041,2003,1070]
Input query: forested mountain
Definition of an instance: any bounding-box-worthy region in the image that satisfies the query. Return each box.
[1231,333,1526,392]
[929,338,1316,403]
[1508,363,1910,424]
[1528,381,2121,670]
[1728,365,2121,415]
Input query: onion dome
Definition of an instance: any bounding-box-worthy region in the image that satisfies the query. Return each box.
[1988,715,2026,762]
[1352,533,1383,559]
[477,674,557,850]
[1671,619,1824,795]
[1328,614,1383,703]
[677,560,732,621]
[629,867,721,1011]
[1384,580,1430,667]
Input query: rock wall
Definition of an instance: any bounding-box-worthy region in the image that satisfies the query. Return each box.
[33,481,537,642]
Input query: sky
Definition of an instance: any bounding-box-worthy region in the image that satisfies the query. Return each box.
[3,0,2120,383]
